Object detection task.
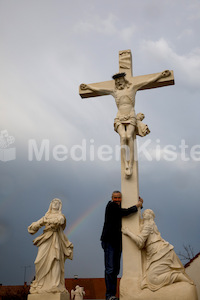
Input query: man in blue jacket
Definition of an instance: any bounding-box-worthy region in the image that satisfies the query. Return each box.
[101,190,143,300]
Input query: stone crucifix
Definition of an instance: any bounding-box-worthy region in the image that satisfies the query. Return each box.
[80,50,174,178]
[79,50,174,299]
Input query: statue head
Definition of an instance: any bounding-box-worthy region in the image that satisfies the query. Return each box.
[136,112,145,121]
[112,72,127,90]
[142,209,155,220]
[46,198,62,214]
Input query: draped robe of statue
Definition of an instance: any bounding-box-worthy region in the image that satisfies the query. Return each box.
[122,209,193,292]
[28,199,73,294]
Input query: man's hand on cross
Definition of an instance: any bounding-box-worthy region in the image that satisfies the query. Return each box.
[136,197,143,208]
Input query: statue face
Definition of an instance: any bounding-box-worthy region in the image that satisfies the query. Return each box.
[138,113,144,121]
[143,210,153,220]
[112,192,122,205]
[115,77,126,90]
[51,199,60,211]
[143,211,150,219]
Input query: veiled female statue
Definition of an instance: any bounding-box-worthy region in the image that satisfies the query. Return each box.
[122,209,193,292]
[71,285,85,300]
[28,198,73,294]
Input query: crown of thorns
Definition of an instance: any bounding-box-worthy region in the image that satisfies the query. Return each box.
[112,72,126,79]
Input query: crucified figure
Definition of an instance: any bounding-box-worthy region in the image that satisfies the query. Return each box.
[80,70,171,178]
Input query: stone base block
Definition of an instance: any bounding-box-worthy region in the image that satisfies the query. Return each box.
[120,276,198,300]
[27,292,70,300]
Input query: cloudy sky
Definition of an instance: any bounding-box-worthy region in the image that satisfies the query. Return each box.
[0,0,200,285]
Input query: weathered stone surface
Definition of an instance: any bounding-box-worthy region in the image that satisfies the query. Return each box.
[28,198,73,295]
[28,292,70,300]
[120,279,197,300]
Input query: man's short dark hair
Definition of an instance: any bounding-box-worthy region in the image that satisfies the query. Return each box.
[112,190,121,195]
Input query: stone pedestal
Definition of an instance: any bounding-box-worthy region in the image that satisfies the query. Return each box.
[27,292,70,300]
[120,278,198,300]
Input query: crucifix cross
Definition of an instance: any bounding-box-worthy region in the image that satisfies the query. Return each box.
[79,49,174,178]
[79,49,174,299]
[79,50,174,100]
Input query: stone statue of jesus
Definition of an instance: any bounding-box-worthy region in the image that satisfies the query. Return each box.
[81,70,171,178]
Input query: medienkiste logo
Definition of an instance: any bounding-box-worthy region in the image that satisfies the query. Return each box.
[0,130,16,162]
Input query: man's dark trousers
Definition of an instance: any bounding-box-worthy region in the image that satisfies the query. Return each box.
[102,241,121,299]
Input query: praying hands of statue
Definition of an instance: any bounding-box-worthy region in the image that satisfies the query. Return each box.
[44,215,64,225]
[44,216,65,231]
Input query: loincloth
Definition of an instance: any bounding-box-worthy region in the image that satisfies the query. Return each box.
[114,113,136,132]
[114,112,150,137]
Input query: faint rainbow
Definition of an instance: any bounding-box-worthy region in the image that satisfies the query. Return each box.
[65,199,104,237]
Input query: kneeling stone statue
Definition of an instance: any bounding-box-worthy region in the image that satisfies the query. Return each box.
[122,209,197,299]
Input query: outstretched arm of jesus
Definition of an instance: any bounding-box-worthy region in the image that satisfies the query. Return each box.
[134,70,171,91]
[80,83,113,95]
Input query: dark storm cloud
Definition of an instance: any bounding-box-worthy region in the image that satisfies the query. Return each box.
[0,0,200,285]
